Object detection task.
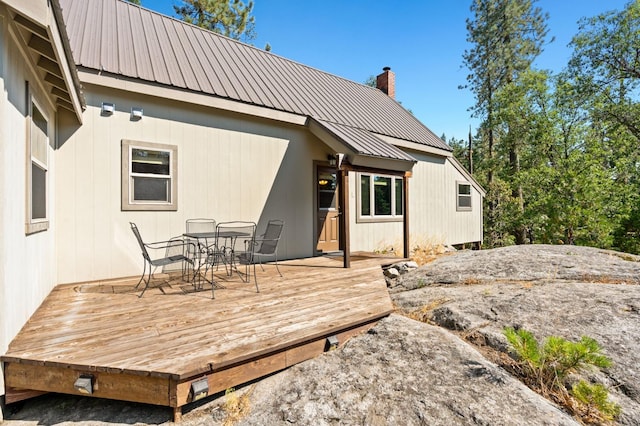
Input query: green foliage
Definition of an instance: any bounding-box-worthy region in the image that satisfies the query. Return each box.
[572,380,621,421]
[503,327,619,422]
[125,0,141,4]
[175,0,256,41]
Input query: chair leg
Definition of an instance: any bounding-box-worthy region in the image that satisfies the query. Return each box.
[253,262,259,293]
[274,254,282,277]
[138,264,152,298]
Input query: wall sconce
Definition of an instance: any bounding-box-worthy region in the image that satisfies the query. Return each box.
[190,377,209,401]
[325,335,339,351]
[101,102,115,116]
[74,374,94,394]
[131,107,143,120]
[327,154,336,167]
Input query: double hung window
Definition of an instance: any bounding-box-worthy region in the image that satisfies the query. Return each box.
[26,84,50,234]
[121,140,178,211]
[457,181,472,211]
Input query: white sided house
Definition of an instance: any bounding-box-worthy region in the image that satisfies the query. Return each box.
[0,0,483,409]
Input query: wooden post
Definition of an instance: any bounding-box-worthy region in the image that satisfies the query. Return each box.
[173,406,183,422]
[339,169,350,268]
[403,174,410,259]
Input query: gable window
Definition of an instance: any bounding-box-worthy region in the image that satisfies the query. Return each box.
[121,140,178,211]
[357,172,403,222]
[26,86,50,234]
[457,181,472,211]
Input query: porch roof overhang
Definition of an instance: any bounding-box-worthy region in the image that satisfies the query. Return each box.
[5,0,85,122]
[307,117,417,173]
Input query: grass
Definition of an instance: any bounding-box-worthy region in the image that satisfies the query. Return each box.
[222,386,254,426]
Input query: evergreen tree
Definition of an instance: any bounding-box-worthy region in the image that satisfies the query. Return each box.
[462,0,550,246]
[175,0,256,42]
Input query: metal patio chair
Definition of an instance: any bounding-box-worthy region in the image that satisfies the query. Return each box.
[185,218,216,284]
[238,219,284,286]
[204,221,257,298]
[130,222,195,297]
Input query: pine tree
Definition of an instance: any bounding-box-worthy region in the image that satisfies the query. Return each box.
[462,0,550,246]
[174,0,256,42]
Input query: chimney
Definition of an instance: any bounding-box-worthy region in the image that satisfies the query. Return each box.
[376,67,395,99]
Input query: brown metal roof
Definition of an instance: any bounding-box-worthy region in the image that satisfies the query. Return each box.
[58,0,452,153]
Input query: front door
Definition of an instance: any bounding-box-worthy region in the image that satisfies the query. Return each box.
[316,166,339,253]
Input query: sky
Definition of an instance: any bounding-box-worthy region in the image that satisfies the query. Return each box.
[143,0,629,142]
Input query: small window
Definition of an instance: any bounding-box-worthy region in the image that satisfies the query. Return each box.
[358,172,403,222]
[122,140,178,211]
[26,83,50,234]
[457,181,472,211]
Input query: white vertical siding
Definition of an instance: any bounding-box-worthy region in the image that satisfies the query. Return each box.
[55,84,325,284]
[349,151,483,255]
[0,9,59,397]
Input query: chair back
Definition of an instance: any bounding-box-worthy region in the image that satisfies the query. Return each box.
[186,218,216,233]
[216,221,256,254]
[257,220,284,255]
[130,222,151,262]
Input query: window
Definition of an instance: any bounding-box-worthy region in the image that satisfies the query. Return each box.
[121,140,178,211]
[357,172,403,222]
[457,181,472,211]
[26,85,49,234]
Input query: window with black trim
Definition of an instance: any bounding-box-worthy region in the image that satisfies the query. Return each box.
[26,83,50,234]
[457,181,472,211]
[121,140,178,211]
[357,172,403,222]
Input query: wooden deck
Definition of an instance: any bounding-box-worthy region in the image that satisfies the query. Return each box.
[2,254,396,420]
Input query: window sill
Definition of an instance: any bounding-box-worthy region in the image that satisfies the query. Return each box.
[26,220,49,235]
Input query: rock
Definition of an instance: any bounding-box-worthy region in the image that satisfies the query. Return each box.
[392,244,640,425]
[237,315,578,426]
[383,267,400,278]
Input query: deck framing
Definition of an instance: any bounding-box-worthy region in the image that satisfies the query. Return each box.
[2,255,396,420]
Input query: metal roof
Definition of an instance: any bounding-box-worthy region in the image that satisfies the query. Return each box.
[58,0,452,154]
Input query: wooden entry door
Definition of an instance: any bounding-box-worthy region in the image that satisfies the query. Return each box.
[316,166,339,252]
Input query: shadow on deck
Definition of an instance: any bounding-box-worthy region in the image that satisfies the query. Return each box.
[1,254,398,421]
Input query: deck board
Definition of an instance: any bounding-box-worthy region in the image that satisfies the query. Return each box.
[2,255,397,412]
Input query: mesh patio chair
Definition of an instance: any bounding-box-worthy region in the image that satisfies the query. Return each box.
[238,219,285,283]
[130,222,195,297]
[185,218,216,271]
[204,221,257,298]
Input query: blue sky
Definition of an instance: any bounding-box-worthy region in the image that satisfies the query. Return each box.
[144,0,629,141]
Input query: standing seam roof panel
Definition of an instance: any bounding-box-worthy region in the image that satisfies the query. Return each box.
[221,39,271,107]
[278,59,327,119]
[129,7,154,81]
[178,25,213,94]
[156,18,187,89]
[208,35,252,102]
[115,1,137,77]
[239,47,288,112]
[77,0,98,68]
[144,13,171,85]
[258,52,310,115]
[297,62,346,124]
[197,31,238,99]
[63,0,84,65]
[169,20,202,92]
[100,0,118,74]
[189,29,226,97]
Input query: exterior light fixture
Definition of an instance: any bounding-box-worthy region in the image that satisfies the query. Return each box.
[327,154,337,167]
[131,107,143,120]
[101,102,115,116]
[190,377,209,401]
[73,374,94,394]
[325,335,339,351]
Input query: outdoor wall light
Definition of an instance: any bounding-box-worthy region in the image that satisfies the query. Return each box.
[101,102,115,116]
[327,154,337,167]
[73,374,94,394]
[325,335,339,351]
[190,377,209,401]
[131,107,143,120]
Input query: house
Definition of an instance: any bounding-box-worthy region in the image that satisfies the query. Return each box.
[0,0,483,413]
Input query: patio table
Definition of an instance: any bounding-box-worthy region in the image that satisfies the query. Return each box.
[183,230,250,287]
